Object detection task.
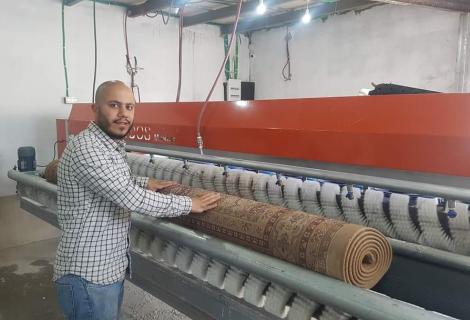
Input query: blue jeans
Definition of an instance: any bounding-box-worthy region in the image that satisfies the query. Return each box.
[55,274,124,320]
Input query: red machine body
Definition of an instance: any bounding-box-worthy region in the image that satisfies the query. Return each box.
[57,93,470,177]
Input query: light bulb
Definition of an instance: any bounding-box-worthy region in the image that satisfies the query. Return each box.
[236,100,248,108]
[302,8,311,24]
[256,0,266,15]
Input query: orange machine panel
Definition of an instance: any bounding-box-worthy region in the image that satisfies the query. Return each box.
[63,93,470,177]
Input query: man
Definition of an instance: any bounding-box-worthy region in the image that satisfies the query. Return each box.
[54,80,220,320]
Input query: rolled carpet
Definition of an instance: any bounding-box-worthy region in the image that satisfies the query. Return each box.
[43,160,59,184]
[161,184,392,289]
[43,160,392,288]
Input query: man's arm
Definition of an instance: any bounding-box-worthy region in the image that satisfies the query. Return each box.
[72,143,191,217]
[132,175,149,188]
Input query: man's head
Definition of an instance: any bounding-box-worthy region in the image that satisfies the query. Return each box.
[92,81,135,140]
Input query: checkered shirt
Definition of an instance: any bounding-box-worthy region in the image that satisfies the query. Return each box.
[53,122,192,284]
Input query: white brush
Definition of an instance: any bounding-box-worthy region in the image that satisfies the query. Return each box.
[225,169,243,197]
[284,178,305,211]
[417,197,453,251]
[447,201,470,255]
[239,171,256,200]
[340,186,367,226]
[389,193,420,243]
[264,284,293,319]
[252,173,271,203]
[320,183,344,221]
[363,189,397,237]
[301,180,323,215]
[287,295,321,320]
[267,175,287,207]
[224,267,248,298]
[243,275,269,307]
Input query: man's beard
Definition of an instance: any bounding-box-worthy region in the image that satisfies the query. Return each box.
[96,113,133,140]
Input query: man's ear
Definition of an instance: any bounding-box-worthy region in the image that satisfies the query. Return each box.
[91,103,97,114]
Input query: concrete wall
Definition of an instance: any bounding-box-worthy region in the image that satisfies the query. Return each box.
[251,4,463,99]
[0,0,248,248]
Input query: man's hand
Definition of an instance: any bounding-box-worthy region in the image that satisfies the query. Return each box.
[191,193,221,214]
[146,178,177,192]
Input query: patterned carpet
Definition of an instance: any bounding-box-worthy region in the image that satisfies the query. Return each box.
[162,184,392,289]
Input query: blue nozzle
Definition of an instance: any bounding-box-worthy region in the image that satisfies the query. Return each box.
[448,210,457,219]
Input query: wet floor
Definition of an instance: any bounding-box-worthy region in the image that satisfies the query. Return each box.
[0,239,64,320]
[0,238,189,320]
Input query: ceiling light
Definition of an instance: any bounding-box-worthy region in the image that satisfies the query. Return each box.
[236,100,248,108]
[302,8,311,24]
[302,0,311,24]
[256,0,267,15]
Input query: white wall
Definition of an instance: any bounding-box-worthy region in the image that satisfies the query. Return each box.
[0,0,249,197]
[251,4,462,99]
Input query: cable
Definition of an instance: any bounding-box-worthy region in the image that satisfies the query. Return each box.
[145,12,159,18]
[282,26,292,81]
[234,34,239,79]
[92,0,98,103]
[196,0,243,155]
[161,10,170,25]
[61,0,70,97]
[123,10,141,102]
[176,5,185,102]
[37,140,66,167]
[224,34,230,80]
[146,10,170,25]
[124,10,131,69]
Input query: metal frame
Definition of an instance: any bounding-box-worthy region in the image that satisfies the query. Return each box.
[64,0,84,6]
[220,0,379,34]
[9,169,467,319]
[183,0,287,27]
[16,193,455,320]
[130,253,278,320]
[125,144,470,203]
[63,95,470,178]
[127,0,186,17]
[372,0,470,12]
[18,197,275,320]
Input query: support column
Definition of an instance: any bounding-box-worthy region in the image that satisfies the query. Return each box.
[456,13,470,92]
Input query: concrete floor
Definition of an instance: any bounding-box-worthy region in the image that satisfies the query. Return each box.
[0,238,190,320]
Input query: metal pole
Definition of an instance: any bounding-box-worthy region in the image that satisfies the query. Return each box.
[456,13,470,92]
[125,145,470,202]
[8,170,57,194]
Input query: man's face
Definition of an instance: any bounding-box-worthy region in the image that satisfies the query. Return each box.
[92,84,135,139]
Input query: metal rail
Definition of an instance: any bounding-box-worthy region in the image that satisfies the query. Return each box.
[125,145,470,203]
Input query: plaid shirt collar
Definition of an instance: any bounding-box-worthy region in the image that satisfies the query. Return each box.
[88,121,126,152]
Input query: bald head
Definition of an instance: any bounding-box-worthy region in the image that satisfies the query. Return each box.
[92,80,136,139]
[95,80,134,104]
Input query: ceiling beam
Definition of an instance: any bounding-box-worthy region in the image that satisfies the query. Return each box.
[183,0,287,27]
[371,0,470,12]
[64,0,131,8]
[221,0,379,34]
[64,0,84,5]
[127,0,187,17]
